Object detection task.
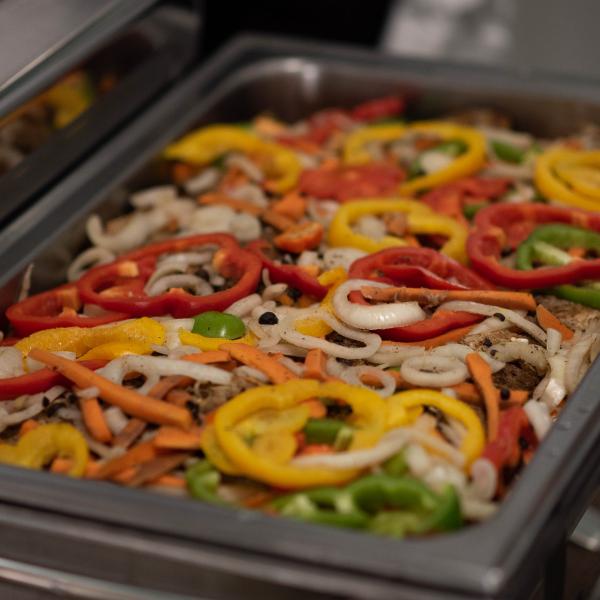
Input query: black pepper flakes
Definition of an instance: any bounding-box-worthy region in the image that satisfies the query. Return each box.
[258,311,278,325]
[482,338,492,348]
[518,436,529,450]
[500,387,510,401]
[494,312,506,322]
[287,287,301,301]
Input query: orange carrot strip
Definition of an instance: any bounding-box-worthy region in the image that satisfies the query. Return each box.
[381,325,476,350]
[79,397,112,443]
[84,460,101,478]
[361,287,537,312]
[93,441,158,480]
[29,349,192,429]
[261,209,295,231]
[568,247,586,259]
[113,418,146,449]
[182,350,231,364]
[125,453,190,488]
[148,375,194,400]
[451,382,528,405]
[150,474,187,488]
[19,419,39,437]
[536,305,574,340]
[50,458,73,474]
[153,426,203,450]
[297,444,334,457]
[165,389,193,408]
[198,193,263,216]
[304,349,328,381]
[220,343,297,384]
[113,466,138,484]
[466,353,500,441]
[272,192,306,220]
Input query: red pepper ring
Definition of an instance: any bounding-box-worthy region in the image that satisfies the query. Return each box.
[467,202,600,289]
[0,359,108,401]
[6,284,129,336]
[247,240,328,300]
[349,247,495,290]
[77,234,262,318]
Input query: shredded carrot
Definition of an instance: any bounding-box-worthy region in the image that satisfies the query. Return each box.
[381,325,476,350]
[361,286,537,312]
[536,305,574,340]
[113,466,138,484]
[126,453,190,488]
[198,192,263,216]
[261,209,296,231]
[466,353,500,441]
[50,457,73,474]
[272,192,306,220]
[568,247,586,259]
[182,350,231,364]
[304,349,329,381]
[451,382,529,405]
[29,349,192,429]
[297,444,334,457]
[220,343,297,384]
[153,426,203,450]
[92,441,158,480]
[113,418,146,449]
[242,490,275,508]
[19,419,39,437]
[150,474,187,489]
[165,389,194,407]
[218,167,249,192]
[148,375,194,400]
[79,397,112,443]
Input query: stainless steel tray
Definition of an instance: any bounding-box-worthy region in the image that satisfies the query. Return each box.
[0,1,199,228]
[0,35,599,600]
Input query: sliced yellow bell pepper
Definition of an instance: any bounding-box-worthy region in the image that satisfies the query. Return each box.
[343,121,486,194]
[213,380,387,488]
[164,124,301,193]
[179,329,256,351]
[328,198,468,263]
[0,423,88,476]
[387,389,485,466]
[535,147,600,210]
[344,123,406,165]
[16,318,165,358]
[200,423,241,476]
[79,341,153,361]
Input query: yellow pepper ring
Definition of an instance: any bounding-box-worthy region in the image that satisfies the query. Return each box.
[387,389,485,466]
[213,380,388,489]
[0,423,88,477]
[327,198,468,263]
[164,124,301,193]
[344,123,406,165]
[535,147,600,210]
[342,121,486,194]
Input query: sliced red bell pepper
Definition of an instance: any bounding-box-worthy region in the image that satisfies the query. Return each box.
[350,96,405,122]
[421,177,511,226]
[349,247,494,290]
[247,240,328,300]
[481,406,537,496]
[6,284,129,336]
[298,163,405,202]
[77,234,262,318]
[0,359,107,400]
[467,203,600,288]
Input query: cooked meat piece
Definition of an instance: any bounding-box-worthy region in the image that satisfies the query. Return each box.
[536,295,600,333]
[492,360,543,391]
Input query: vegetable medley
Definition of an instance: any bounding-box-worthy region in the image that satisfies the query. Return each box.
[2,96,600,539]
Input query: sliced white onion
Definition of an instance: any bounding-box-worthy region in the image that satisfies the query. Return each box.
[546,328,562,357]
[280,309,381,360]
[75,386,100,399]
[440,301,546,343]
[420,150,453,174]
[354,215,386,240]
[188,205,235,235]
[340,365,396,398]
[297,251,320,268]
[523,400,552,440]
[432,343,505,373]
[307,199,339,227]
[130,186,177,208]
[278,357,304,377]
[401,355,469,387]
[234,366,269,383]
[229,184,268,208]
[326,356,345,378]
[0,347,25,378]
[225,153,263,182]
[541,355,567,408]
[157,251,214,268]
[460,497,498,521]
[332,279,425,330]
[467,315,514,336]
[322,247,367,271]
[488,341,548,374]
[565,335,595,394]
[184,167,221,195]
[469,458,497,501]
[104,406,129,435]
[146,274,212,297]
[262,283,288,301]
[99,355,231,395]
[369,345,426,367]
[226,294,262,317]
[67,247,116,282]
[230,213,261,242]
